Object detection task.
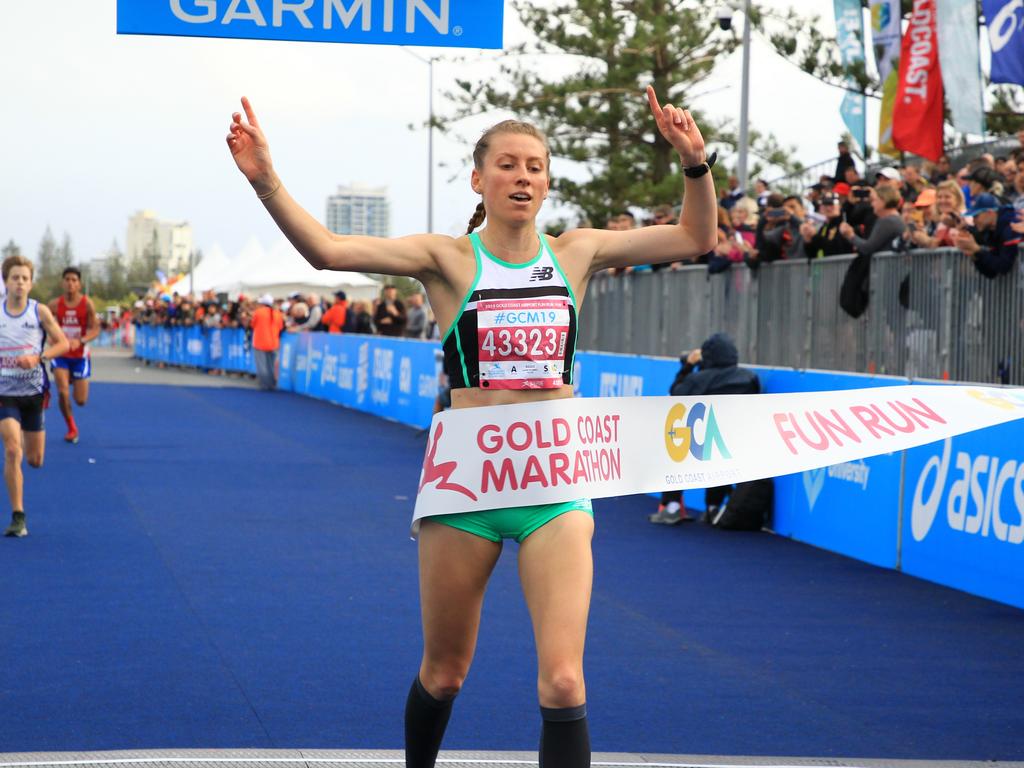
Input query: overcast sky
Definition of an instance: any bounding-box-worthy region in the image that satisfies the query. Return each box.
[1,0,862,268]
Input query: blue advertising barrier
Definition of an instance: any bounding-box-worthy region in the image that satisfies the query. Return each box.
[134,325,255,374]
[137,330,1023,609]
[903,423,1024,607]
[279,332,438,428]
[117,0,504,50]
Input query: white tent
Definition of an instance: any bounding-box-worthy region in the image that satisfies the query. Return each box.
[170,243,232,295]
[182,237,381,302]
[237,238,381,302]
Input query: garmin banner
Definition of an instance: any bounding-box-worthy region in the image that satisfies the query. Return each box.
[984,0,1024,86]
[117,0,504,49]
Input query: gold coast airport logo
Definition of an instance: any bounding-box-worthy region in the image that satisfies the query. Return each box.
[664,402,732,462]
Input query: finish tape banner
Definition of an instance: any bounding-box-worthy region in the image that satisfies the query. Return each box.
[413,385,1024,521]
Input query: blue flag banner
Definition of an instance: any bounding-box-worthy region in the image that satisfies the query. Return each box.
[985,0,1024,85]
[834,0,867,151]
[117,0,504,50]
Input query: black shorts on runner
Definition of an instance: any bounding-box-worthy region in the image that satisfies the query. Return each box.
[0,393,47,432]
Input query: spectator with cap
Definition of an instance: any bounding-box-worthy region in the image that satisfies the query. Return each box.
[322,290,348,334]
[250,293,285,390]
[806,177,833,213]
[966,166,1003,206]
[800,192,854,258]
[904,187,938,249]
[875,166,902,193]
[956,193,1021,278]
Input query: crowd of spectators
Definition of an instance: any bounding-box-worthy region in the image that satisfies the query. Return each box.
[130,285,437,340]
[601,133,1024,286]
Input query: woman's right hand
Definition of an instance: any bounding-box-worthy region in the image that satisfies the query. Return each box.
[226,97,277,194]
[910,229,933,247]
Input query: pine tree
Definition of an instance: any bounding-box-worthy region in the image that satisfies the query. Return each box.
[57,232,74,274]
[1,240,20,259]
[436,0,803,224]
[105,239,129,300]
[35,227,60,301]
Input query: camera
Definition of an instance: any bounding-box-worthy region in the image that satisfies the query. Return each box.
[717,6,733,30]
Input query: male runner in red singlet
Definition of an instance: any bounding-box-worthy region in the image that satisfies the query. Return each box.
[47,267,99,444]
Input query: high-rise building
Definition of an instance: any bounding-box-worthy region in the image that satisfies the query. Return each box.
[326,184,390,238]
[125,210,193,274]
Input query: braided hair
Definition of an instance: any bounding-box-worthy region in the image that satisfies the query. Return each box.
[466,202,487,234]
[466,120,550,235]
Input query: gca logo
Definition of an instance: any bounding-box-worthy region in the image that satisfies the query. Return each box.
[911,438,1024,544]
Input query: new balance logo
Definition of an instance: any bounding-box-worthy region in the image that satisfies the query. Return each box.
[529,266,554,282]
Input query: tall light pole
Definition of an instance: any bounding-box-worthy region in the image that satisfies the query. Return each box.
[718,1,752,192]
[403,49,436,233]
[737,0,752,194]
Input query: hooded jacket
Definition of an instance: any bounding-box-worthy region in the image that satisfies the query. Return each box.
[669,333,760,397]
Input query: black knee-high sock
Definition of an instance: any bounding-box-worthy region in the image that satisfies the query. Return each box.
[539,704,590,768]
[404,676,455,768]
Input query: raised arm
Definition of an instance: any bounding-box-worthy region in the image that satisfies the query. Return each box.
[576,86,718,274]
[226,97,447,280]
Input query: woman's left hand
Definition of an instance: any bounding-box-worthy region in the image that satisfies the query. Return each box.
[646,86,706,167]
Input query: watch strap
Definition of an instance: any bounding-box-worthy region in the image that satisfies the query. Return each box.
[683,150,718,179]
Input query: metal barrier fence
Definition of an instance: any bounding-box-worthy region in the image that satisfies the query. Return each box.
[577,248,1024,385]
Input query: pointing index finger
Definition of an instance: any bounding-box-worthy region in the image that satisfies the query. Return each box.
[646,85,662,117]
[241,96,259,128]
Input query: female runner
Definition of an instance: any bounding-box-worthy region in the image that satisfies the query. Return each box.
[227,86,716,767]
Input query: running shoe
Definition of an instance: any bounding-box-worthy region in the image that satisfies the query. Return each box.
[64,428,79,444]
[4,512,27,537]
[649,501,685,525]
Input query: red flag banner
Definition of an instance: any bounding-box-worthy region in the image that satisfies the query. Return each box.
[892,0,945,161]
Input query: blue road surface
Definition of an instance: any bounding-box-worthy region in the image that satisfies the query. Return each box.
[3,379,1024,759]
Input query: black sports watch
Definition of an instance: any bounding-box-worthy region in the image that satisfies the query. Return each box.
[683,151,717,179]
